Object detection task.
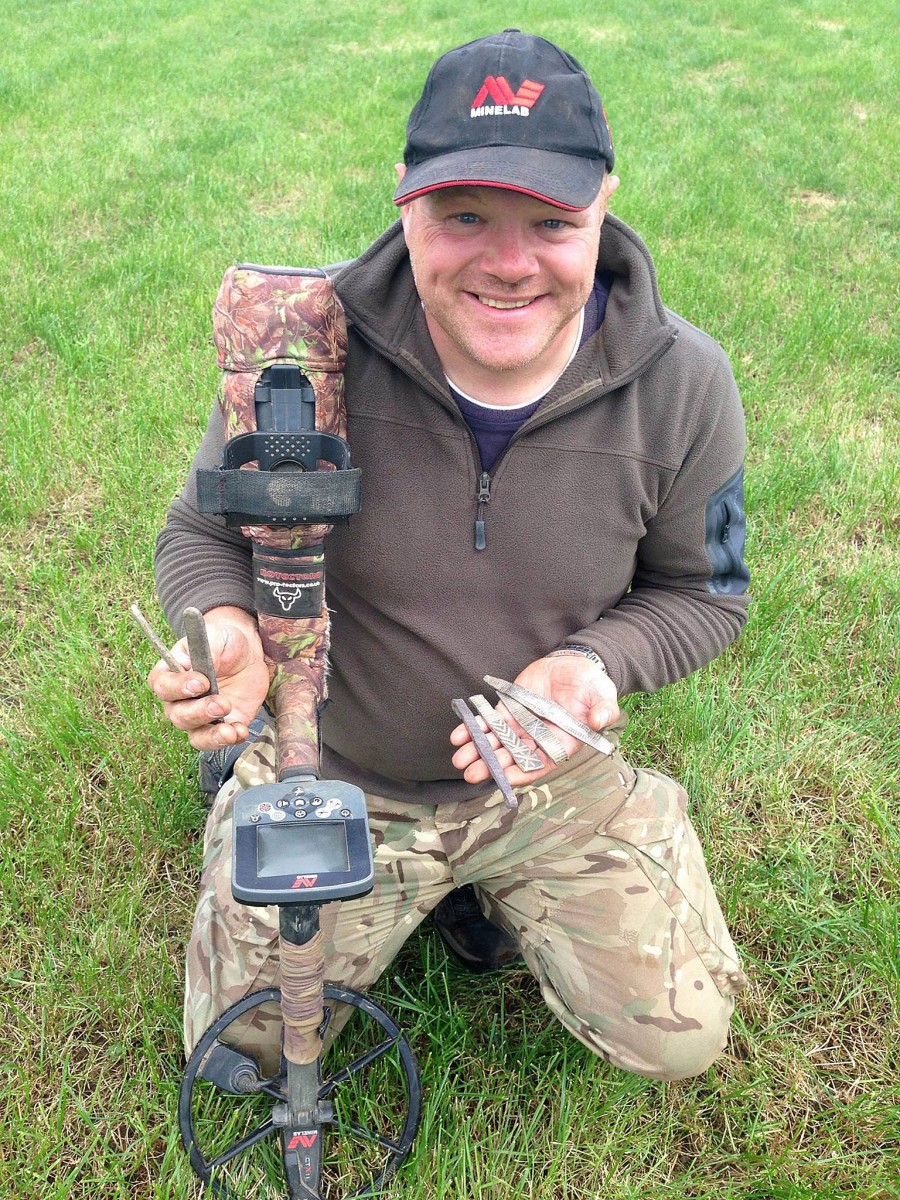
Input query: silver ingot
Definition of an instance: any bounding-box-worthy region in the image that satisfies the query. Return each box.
[468,695,544,773]
[498,695,568,765]
[484,676,615,758]
[451,699,518,811]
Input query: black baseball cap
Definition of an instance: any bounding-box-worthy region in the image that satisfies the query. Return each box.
[393,29,615,211]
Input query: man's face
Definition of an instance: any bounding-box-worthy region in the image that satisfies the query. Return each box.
[399,182,610,381]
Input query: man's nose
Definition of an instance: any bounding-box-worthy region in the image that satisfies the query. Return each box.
[481,227,538,282]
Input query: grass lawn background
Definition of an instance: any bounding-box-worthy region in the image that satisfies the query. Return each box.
[0,0,897,1196]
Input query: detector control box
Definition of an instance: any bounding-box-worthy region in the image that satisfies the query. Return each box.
[232,780,374,906]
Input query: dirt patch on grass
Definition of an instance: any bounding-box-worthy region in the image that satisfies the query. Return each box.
[328,35,444,57]
[581,26,629,44]
[794,190,840,212]
[14,481,102,558]
[687,61,747,90]
[11,338,44,366]
[251,189,314,218]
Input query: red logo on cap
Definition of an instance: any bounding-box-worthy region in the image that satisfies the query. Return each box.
[471,76,545,110]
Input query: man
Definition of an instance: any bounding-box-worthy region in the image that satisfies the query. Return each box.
[150,30,749,1081]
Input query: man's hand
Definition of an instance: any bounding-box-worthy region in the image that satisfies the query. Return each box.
[450,653,620,786]
[146,606,270,751]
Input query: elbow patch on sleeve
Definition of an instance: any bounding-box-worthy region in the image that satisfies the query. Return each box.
[705,466,750,595]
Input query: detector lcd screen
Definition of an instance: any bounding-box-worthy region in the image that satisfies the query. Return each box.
[257,821,350,878]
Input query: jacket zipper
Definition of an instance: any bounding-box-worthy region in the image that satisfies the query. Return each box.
[720,497,742,577]
[474,472,491,550]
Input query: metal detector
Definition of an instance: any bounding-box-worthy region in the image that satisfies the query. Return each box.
[173,265,421,1198]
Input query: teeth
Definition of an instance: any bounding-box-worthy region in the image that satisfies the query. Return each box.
[478,296,532,309]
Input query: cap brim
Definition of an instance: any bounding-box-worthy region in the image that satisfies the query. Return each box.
[393,145,606,210]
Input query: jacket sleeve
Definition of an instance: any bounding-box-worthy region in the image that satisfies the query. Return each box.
[154,407,255,636]
[566,353,750,697]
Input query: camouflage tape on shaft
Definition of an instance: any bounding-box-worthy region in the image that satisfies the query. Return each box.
[259,624,328,782]
[280,930,326,1066]
[211,268,351,780]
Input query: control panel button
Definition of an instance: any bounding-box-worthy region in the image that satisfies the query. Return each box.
[315,797,343,819]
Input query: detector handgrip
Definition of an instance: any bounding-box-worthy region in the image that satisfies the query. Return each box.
[268,662,324,781]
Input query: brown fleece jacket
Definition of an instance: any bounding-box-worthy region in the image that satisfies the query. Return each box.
[155,215,749,803]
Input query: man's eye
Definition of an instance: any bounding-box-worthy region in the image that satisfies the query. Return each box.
[453,212,480,224]
[541,219,566,230]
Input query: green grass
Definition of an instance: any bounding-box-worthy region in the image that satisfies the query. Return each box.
[0,0,897,1196]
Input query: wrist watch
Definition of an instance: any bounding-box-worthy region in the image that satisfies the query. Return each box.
[548,644,608,673]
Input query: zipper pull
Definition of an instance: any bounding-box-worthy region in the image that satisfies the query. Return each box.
[475,472,491,550]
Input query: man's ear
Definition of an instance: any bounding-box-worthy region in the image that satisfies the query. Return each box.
[605,173,621,201]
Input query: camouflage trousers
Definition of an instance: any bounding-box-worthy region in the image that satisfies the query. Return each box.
[185,725,746,1081]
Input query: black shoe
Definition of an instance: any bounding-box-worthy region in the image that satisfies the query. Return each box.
[198,713,269,804]
[433,885,522,973]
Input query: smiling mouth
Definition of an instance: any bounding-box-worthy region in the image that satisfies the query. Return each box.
[476,295,535,309]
